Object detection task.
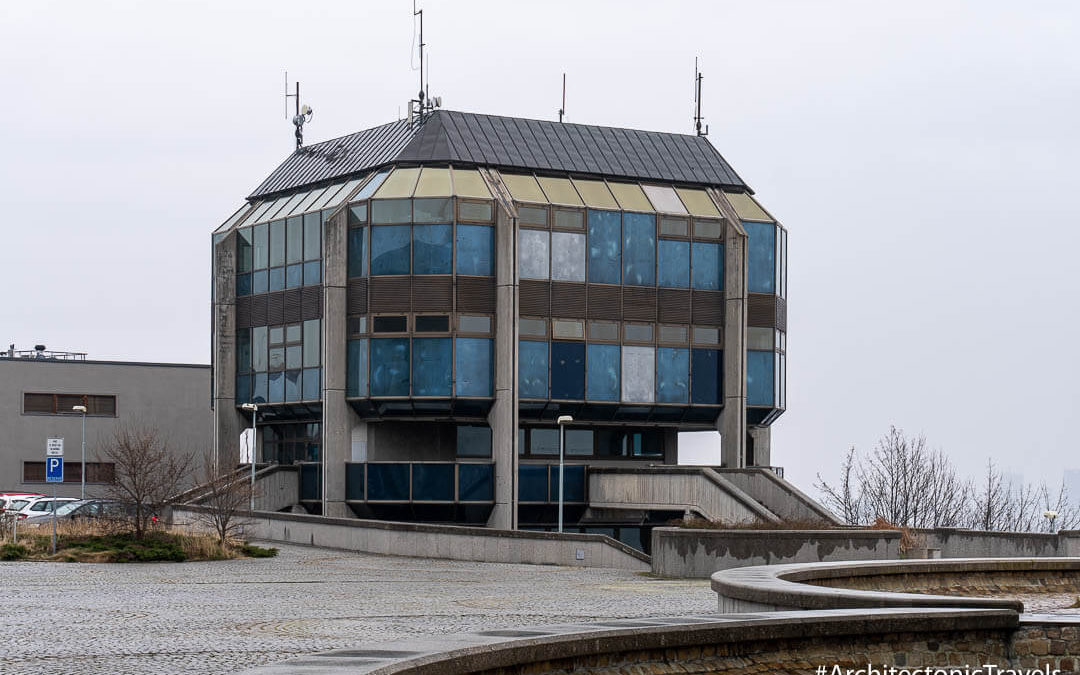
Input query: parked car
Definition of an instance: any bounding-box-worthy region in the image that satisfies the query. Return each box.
[22,499,138,525]
[9,496,80,520]
[0,493,44,513]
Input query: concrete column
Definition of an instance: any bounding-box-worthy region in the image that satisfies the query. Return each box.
[212,232,241,471]
[748,426,771,467]
[486,198,517,530]
[712,192,747,469]
[321,210,350,518]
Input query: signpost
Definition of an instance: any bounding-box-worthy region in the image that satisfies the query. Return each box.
[46,438,63,554]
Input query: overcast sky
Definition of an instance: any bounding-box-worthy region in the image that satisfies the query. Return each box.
[2,1,1077,493]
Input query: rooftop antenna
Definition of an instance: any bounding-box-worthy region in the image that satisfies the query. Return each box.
[558,73,566,123]
[408,1,441,128]
[285,71,313,149]
[693,57,708,137]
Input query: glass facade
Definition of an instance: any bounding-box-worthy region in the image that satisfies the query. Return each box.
[236,211,323,297]
[745,220,776,294]
[747,349,775,406]
[235,319,322,405]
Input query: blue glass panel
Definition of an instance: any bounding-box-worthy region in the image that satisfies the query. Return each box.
[303,260,321,285]
[236,330,251,373]
[370,338,410,396]
[300,464,321,500]
[252,372,267,403]
[658,240,689,288]
[346,339,369,397]
[586,343,619,401]
[236,227,253,273]
[458,464,494,501]
[745,221,776,293]
[268,371,284,403]
[412,224,452,274]
[456,224,494,276]
[550,341,585,400]
[657,348,690,403]
[251,269,268,295]
[412,464,454,501]
[302,367,320,401]
[236,274,252,296]
[747,349,775,406]
[622,212,656,286]
[519,341,548,399]
[347,227,366,277]
[561,465,586,502]
[518,465,549,502]
[692,242,723,290]
[286,264,303,288]
[285,369,301,402]
[456,425,492,456]
[411,337,452,396]
[269,266,285,292]
[587,210,621,284]
[353,170,390,202]
[235,375,251,404]
[455,338,493,397]
[371,225,411,275]
[691,349,721,405]
[367,463,410,500]
[346,463,365,500]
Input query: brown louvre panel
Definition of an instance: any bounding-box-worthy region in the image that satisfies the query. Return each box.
[370,277,411,312]
[747,293,777,327]
[235,297,251,328]
[250,295,268,326]
[776,296,787,332]
[283,289,302,324]
[413,276,454,312]
[550,282,586,318]
[657,288,691,324]
[587,285,621,320]
[519,280,550,316]
[622,287,657,321]
[692,290,725,325]
[266,292,285,325]
[457,277,496,313]
[347,278,369,314]
[302,286,323,320]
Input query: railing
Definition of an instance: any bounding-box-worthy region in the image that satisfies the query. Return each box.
[345,462,495,503]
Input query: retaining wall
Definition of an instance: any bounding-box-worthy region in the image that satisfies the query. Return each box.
[171,507,650,571]
[651,527,901,578]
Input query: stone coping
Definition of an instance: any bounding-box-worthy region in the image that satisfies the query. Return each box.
[172,505,651,564]
[236,608,1019,675]
[655,527,901,539]
[711,558,1080,611]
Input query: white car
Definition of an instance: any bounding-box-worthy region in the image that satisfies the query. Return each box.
[10,496,80,520]
[0,493,44,513]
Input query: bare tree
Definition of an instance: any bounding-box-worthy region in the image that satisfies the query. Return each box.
[98,423,194,538]
[815,446,864,525]
[971,460,1011,531]
[191,452,253,545]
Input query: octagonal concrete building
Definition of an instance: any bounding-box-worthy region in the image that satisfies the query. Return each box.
[211,110,787,535]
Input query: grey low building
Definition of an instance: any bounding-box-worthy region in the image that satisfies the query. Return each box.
[0,346,212,497]
[211,110,789,534]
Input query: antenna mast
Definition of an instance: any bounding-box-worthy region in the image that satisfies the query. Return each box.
[558,73,566,123]
[285,71,314,150]
[694,57,708,137]
[408,1,442,128]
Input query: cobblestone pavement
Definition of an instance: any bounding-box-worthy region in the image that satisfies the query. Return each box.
[0,542,712,675]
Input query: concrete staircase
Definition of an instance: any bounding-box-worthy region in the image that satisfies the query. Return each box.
[587,466,842,526]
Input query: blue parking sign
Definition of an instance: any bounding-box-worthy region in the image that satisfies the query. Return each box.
[46,456,63,483]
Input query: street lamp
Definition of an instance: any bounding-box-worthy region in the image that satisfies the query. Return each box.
[241,403,259,511]
[556,415,573,533]
[1044,510,1059,533]
[72,405,88,500]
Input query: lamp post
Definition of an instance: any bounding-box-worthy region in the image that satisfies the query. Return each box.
[1044,510,1059,533]
[72,405,88,500]
[241,403,259,511]
[556,415,573,533]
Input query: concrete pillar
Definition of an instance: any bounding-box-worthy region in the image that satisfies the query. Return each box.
[718,213,747,468]
[486,197,517,529]
[748,426,771,467]
[321,209,350,518]
[212,232,241,471]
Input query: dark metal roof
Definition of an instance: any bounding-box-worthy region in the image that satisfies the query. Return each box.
[248,110,749,200]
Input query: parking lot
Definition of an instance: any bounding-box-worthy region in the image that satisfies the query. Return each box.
[0,541,712,675]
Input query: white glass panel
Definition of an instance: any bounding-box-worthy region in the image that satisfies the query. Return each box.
[550,232,585,282]
[518,229,549,280]
[621,346,655,403]
[642,185,688,215]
